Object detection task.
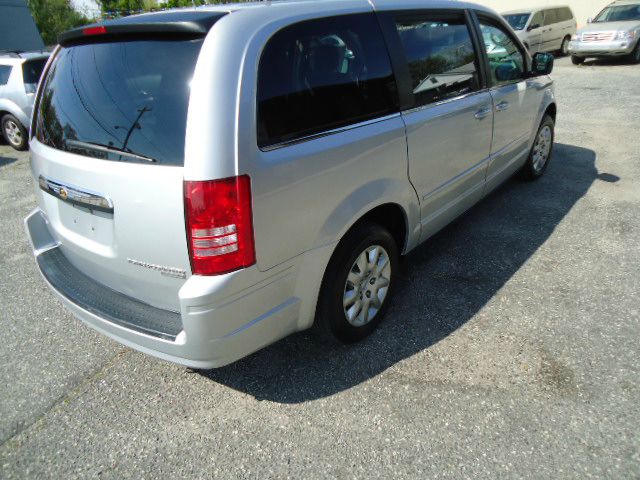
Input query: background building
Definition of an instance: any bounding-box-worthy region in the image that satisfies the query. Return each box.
[476,0,611,26]
[0,0,45,52]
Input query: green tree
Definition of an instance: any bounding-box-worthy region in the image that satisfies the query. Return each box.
[28,0,92,46]
[156,0,246,9]
[96,0,252,17]
[158,0,204,8]
[96,0,146,16]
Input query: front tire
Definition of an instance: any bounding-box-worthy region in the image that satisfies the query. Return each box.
[314,223,399,344]
[628,41,640,64]
[520,115,555,181]
[560,36,571,57]
[571,55,585,65]
[1,114,28,151]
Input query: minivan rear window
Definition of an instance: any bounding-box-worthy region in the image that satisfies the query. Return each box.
[36,39,203,166]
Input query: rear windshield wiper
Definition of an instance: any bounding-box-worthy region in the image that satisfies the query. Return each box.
[65,139,157,163]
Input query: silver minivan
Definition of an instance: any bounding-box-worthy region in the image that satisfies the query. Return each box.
[503,6,577,55]
[25,0,556,368]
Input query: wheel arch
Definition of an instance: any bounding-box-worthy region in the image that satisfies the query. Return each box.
[341,203,409,254]
[544,102,557,123]
[0,99,29,129]
[294,197,418,332]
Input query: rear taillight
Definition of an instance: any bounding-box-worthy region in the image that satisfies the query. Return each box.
[184,175,255,276]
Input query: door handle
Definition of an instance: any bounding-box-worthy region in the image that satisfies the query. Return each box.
[495,101,510,112]
[474,107,492,120]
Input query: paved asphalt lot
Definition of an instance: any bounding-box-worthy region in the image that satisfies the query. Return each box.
[1,57,639,479]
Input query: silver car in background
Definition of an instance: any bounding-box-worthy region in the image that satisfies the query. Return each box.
[25,0,557,368]
[569,0,640,64]
[503,6,577,55]
[0,51,49,150]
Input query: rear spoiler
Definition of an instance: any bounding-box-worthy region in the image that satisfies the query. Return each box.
[58,11,227,47]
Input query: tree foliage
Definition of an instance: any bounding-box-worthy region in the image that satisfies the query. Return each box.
[157,0,247,8]
[28,0,252,45]
[95,0,146,15]
[27,0,92,46]
[98,0,249,15]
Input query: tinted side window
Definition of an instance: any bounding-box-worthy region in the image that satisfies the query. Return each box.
[22,58,47,85]
[544,9,558,26]
[480,22,525,86]
[394,15,480,107]
[559,8,574,22]
[0,65,11,85]
[530,11,544,28]
[257,14,398,149]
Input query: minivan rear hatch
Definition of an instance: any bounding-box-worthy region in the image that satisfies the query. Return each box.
[31,13,225,312]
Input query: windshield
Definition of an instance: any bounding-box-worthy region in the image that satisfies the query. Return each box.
[504,13,531,31]
[35,39,203,166]
[594,4,640,22]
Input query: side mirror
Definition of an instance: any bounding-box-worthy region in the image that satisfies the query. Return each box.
[587,17,593,23]
[531,52,554,76]
[528,23,541,31]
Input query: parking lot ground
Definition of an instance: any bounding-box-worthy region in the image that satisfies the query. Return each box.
[1,57,639,478]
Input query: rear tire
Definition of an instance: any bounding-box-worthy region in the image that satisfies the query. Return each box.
[571,55,585,65]
[314,222,399,344]
[520,115,555,181]
[1,114,27,151]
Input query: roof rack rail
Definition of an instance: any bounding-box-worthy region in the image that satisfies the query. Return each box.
[0,50,24,58]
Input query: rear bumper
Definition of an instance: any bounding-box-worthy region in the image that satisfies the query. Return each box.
[568,39,636,57]
[25,208,300,368]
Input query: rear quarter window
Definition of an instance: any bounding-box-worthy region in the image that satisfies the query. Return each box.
[22,58,47,85]
[257,13,399,149]
[36,39,203,166]
[0,65,11,85]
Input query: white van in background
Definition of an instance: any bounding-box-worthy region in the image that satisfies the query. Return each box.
[504,6,577,55]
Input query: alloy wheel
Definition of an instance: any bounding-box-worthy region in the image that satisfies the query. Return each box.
[532,125,552,172]
[343,245,391,327]
[4,120,23,147]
